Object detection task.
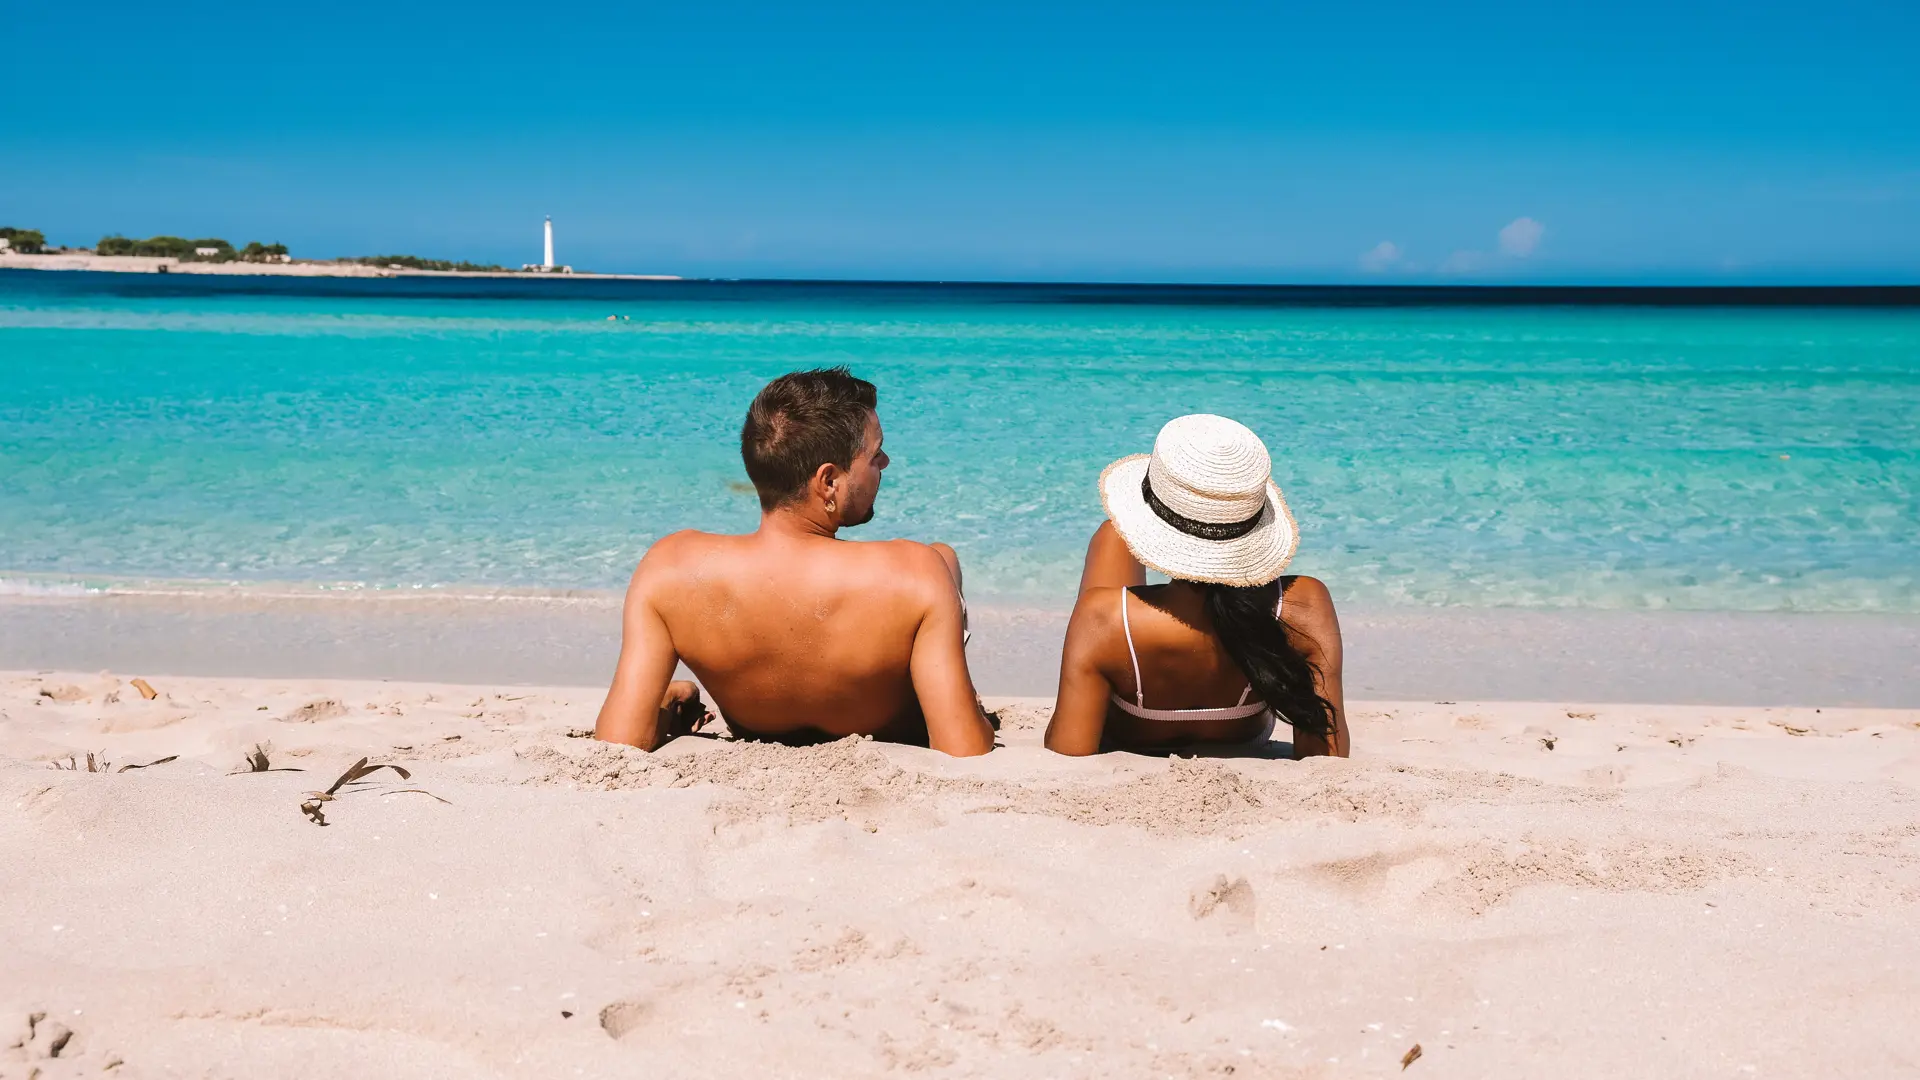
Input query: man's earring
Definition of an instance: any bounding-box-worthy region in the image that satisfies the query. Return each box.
[825,498,836,513]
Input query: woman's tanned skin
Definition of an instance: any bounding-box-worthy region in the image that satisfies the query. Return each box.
[1044,522,1350,758]
[596,411,994,756]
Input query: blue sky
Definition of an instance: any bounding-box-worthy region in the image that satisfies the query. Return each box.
[4,0,1917,281]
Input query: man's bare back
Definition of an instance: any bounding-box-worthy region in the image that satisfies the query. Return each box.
[595,368,994,757]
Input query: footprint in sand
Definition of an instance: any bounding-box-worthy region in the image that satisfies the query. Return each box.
[1188,874,1256,931]
[281,698,348,724]
[3,1009,123,1075]
[36,684,91,704]
[599,1000,652,1041]
[1583,764,1628,787]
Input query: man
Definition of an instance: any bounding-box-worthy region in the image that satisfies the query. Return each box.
[595,367,995,756]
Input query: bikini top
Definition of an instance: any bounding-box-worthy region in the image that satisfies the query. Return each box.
[1109,586,1281,723]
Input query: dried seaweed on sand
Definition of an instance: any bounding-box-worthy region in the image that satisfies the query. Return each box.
[50,752,177,773]
[299,757,445,825]
[232,743,304,774]
[299,757,428,822]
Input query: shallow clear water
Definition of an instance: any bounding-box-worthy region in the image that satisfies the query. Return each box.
[3,272,1916,611]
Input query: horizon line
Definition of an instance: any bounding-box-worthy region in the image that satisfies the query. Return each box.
[6,267,1920,306]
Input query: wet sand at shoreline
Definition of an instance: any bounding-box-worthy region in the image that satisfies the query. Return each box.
[3,589,1916,706]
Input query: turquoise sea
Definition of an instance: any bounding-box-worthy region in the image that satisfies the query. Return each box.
[2,272,1916,613]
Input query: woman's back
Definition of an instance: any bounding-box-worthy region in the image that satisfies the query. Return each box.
[1046,415,1349,758]
[1106,581,1281,743]
[1048,523,1348,756]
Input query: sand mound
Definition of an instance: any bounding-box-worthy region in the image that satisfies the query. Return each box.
[4,674,1919,1077]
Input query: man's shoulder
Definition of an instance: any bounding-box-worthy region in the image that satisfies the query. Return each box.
[663,526,764,554]
[852,536,943,559]
[630,529,733,580]
[842,537,953,585]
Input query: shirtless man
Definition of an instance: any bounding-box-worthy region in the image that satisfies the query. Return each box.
[594,367,995,756]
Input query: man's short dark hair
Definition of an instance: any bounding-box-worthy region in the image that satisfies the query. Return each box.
[740,367,878,511]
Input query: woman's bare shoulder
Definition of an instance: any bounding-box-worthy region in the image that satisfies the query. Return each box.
[1280,575,1341,639]
[1281,574,1335,608]
[1072,583,1127,621]
[1064,584,1129,648]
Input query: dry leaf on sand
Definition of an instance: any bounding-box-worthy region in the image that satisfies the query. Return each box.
[234,743,303,774]
[299,757,436,825]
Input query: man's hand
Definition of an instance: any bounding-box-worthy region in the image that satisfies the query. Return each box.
[661,681,714,739]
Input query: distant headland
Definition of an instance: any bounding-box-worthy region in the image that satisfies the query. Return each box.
[0,222,680,281]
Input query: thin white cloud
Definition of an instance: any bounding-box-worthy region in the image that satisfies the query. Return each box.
[1498,217,1545,258]
[1439,249,1489,274]
[1358,241,1402,272]
[1438,217,1547,275]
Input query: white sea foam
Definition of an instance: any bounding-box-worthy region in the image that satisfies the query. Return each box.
[0,578,105,598]
[0,572,628,609]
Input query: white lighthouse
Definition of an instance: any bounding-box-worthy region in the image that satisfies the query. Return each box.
[523,216,572,273]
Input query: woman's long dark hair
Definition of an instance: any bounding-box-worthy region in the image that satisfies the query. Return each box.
[1198,577,1336,737]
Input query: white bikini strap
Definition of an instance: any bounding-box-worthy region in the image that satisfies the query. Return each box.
[1120,588,1145,708]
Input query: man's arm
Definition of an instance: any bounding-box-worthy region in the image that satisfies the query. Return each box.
[1044,587,1116,755]
[595,556,690,751]
[905,548,995,757]
[1281,576,1350,759]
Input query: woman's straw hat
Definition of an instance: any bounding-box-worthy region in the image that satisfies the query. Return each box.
[1098,414,1298,587]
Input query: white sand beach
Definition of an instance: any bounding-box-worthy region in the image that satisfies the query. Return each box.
[5,669,1918,1078]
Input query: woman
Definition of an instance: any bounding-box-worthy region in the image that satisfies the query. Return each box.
[1045,414,1349,758]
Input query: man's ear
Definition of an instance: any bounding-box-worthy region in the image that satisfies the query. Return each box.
[810,461,839,500]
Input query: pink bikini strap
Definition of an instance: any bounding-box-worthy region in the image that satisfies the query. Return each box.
[1120,588,1145,708]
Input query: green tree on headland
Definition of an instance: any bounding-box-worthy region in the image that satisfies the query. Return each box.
[133,237,195,258]
[97,235,288,261]
[184,238,236,261]
[1,227,47,253]
[97,236,195,258]
[88,234,516,273]
[352,254,506,273]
